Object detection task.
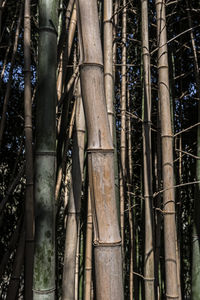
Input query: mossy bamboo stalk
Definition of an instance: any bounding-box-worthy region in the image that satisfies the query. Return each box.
[77,1,124,299]
[33,0,58,299]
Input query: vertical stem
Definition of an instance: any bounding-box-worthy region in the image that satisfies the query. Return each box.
[33,1,58,299]
[155,1,179,299]
[141,0,154,299]
[24,0,34,298]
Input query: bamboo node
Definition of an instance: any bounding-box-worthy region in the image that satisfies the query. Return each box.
[32,287,56,294]
[165,294,179,299]
[161,134,173,138]
[39,26,58,36]
[79,62,104,69]
[132,271,154,281]
[35,151,56,156]
[93,240,121,247]
[87,148,114,153]
[155,208,176,215]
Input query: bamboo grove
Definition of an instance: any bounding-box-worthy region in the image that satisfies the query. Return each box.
[0,0,200,299]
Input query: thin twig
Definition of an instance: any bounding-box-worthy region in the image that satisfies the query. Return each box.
[153,181,200,198]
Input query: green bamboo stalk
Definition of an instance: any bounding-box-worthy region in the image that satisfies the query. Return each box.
[33,1,58,299]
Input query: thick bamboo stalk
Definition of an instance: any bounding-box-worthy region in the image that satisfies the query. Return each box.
[24,0,34,298]
[62,81,85,300]
[155,1,179,299]
[77,1,124,299]
[141,1,155,299]
[33,1,58,299]
[0,2,23,151]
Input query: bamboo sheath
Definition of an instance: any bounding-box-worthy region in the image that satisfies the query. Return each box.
[77,1,124,299]
[141,0,155,299]
[155,1,179,299]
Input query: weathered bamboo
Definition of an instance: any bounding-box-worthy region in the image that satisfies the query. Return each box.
[155,1,179,299]
[0,2,23,151]
[24,0,34,298]
[141,0,155,299]
[33,0,58,299]
[77,1,124,299]
[62,81,85,300]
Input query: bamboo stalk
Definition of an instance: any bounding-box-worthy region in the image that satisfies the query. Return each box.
[77,1,124,299]
[24,0,34,298]
[33,1,58,298]
[155,1,179,299]
[141,0,155,299]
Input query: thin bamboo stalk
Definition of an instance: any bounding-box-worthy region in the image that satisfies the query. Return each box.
[141,1,155,299]
[84,187,93,300]
[24,0,34,298]
[62,81,85,300]
[120,0,127,255]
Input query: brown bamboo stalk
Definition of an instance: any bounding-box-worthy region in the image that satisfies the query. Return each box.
[141,0,155,299]
[77,0,124,299]
[62,81,85,300]
[113,0,120,82]
[120,0,127,254]
[24,0,34,298]
[0,0,6,42]
[0,2,23,151]
[155,1,179,299]
[103,0,114,136]
[84,187,93,300]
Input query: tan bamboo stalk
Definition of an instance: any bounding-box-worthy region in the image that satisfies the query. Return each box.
[141,0,154,299]
[154,114,162,299]
[155,1,179,299]
[113,0,120,81]
[77,1,124,299]
[103,0,113,136]
[62,81,85,300]
[0,2,23,151]
[7,227,25,300]
[120,0,127,253]
[84,186,93,300]
[127,88,134,300]
[24,0,34,298]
